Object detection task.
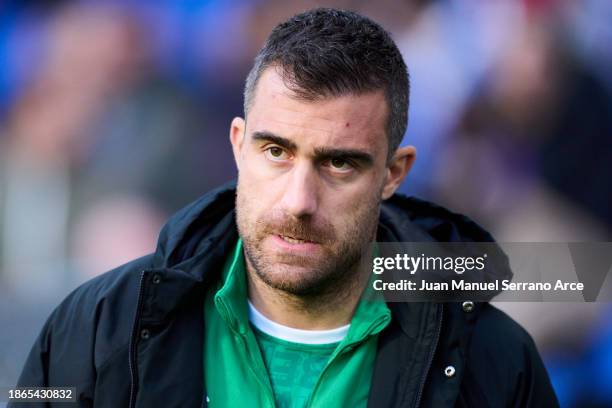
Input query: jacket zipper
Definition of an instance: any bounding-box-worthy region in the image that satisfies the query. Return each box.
[413,304,443,408]
[129,270,147,408]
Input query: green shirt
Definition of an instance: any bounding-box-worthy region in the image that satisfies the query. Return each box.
[252,327,339,407]
[204,239,390,407]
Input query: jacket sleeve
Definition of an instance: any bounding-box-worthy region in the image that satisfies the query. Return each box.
[510,331,559,408]
[460,304,560,408]
[8,316,54,407]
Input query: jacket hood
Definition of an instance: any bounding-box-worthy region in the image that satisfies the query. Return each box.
[151,180,512,297]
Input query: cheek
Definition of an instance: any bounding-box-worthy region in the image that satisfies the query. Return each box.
[239,148,290,203]
[236,182,262,238]
[323,181,381,230]
[237,168,278,219]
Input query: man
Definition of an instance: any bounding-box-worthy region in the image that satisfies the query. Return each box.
[13,8,558,407]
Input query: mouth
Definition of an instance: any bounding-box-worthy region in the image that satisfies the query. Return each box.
[269,234,321,253]
[278,234,316,245]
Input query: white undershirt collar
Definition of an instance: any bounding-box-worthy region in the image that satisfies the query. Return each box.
[247,300,350,345]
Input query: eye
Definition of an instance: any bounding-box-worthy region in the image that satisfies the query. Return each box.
[264,146,290,162]
[327,158,353,173]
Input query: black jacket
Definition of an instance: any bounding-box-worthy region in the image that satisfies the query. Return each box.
[12,182,559,407]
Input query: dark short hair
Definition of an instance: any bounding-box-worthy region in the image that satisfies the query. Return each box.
[244,8,409,160]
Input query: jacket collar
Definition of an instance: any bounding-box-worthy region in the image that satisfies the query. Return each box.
[144,181,511,325]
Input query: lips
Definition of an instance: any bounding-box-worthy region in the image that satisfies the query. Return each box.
[267,232,323,254]
[278,234,315,244]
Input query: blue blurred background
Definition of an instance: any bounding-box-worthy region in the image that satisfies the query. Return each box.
[0,0,611,406]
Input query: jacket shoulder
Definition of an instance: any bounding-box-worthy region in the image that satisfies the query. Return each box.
[472,304,535,350]
[382,194,498,243]
[68,254,153,307]
[48,254,153,342]
[15,254,154,399]
[51,253,154,356]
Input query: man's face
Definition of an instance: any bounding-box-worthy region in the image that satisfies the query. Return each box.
[231,68,403,296]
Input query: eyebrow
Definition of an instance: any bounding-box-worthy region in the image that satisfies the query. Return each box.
[252,131,297,151]
[251,130,374,167]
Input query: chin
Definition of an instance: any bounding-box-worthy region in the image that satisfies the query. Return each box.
[255,263,334,296]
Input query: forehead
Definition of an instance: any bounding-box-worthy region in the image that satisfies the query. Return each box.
[247,68,389,156]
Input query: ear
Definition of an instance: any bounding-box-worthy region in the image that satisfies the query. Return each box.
[381,145,416,200]
[229,117,246,170]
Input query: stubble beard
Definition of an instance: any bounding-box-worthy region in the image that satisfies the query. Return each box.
[235,184,381,301]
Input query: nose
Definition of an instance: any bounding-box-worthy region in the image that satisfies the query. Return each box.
[278,162,319,218]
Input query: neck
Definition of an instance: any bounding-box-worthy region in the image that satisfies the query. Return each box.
[245,258,370,330]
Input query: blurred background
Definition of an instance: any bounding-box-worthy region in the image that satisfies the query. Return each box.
[0,0,610,406]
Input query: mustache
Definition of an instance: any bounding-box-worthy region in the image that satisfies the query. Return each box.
[257,216,335,244]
